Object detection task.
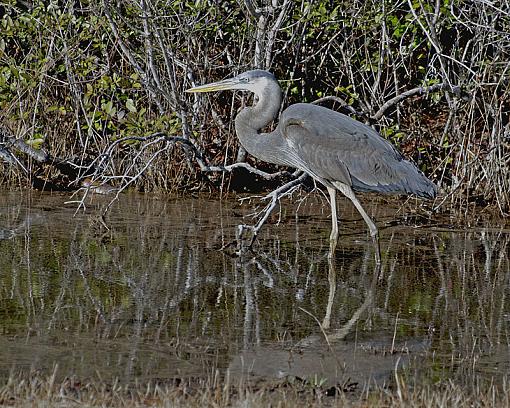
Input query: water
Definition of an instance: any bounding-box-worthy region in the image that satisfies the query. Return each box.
[0,190,509,389]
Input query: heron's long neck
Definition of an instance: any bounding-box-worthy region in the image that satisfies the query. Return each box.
[234,81,287,165]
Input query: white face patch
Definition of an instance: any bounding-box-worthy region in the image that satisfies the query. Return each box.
[235,76,271,98]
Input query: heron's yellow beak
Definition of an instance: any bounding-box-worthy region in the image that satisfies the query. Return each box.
[185,78,238,93]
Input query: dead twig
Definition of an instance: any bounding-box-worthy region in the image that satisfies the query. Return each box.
[372,83,458,120]
[235,172,308,252]
[0,125,85,185]
[69,132,293,213]
[88,132,291,181]
[311,96,366,117]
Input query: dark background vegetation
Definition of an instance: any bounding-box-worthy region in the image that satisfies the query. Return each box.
[0,0,509,212]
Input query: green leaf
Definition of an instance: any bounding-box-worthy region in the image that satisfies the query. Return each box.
[126,98,136,113]
[103,100,115,115]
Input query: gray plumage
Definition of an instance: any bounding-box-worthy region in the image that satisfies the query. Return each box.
[187,69,437,262]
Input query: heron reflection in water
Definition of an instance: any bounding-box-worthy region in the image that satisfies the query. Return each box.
[186,70,437,263]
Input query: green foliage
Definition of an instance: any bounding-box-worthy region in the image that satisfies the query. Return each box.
[381,125,406,146]
[0,1,178,150]
[0,0,508,208]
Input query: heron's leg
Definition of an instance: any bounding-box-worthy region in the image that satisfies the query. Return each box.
[321,251,336,330]
[327,186,339,254]
[333,183,381,264]
[322,187,339,330]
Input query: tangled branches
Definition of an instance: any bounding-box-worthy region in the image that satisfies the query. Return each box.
[0,0,509,212]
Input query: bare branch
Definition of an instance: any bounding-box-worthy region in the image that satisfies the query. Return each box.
[371,83,458,120]
[0,146,18,167]
[235,171,308,252]
[85,132,291,186]
[242,0,261,19]
[1,125,81,181]
[102,0,164,113]
[311,96,365,117]
[2,131,48,163]
[264,0,291,68]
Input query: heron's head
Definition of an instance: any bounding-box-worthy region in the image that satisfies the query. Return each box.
[185,70,277,96]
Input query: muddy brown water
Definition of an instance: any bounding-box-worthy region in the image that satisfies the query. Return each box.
[0,190,509,390]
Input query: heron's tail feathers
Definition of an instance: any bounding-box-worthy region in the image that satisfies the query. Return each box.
[349,159,437,199]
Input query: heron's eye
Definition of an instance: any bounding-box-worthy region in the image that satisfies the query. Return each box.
[239,77,249,83]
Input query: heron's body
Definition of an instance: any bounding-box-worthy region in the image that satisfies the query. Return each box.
[187,70,437,262]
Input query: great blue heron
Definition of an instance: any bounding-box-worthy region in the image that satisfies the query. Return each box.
[186,70,437,262]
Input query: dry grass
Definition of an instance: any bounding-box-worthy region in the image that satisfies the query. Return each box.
[1,369,510,408]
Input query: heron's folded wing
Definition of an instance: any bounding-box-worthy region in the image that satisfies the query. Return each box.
[280,103,438,198]
[280,103,408,190]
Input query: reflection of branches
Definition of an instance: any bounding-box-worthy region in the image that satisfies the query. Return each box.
[7,192,510,389]
[0,213,44,241]
[429,228,510,368]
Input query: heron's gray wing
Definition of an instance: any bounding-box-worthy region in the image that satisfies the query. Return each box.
[279,103,436,197]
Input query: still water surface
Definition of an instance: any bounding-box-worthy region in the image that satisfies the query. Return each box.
[0,190,509,389]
